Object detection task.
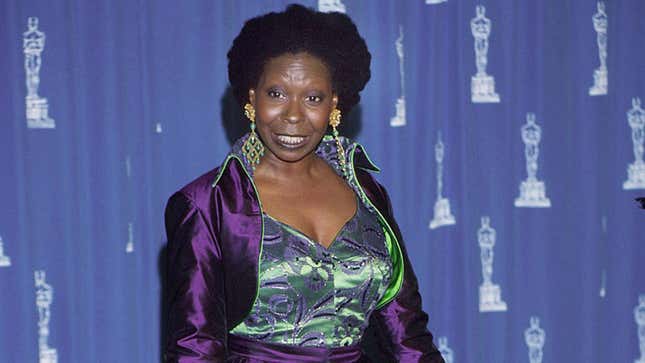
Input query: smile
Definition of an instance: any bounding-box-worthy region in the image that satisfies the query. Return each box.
[276,134,307,147]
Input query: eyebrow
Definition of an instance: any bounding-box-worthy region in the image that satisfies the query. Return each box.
[274,72,328,84]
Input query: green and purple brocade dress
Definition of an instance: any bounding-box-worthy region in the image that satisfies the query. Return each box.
[230,199,392,348]
[228,138,394,357]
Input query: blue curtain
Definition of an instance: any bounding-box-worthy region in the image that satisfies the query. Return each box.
[1,1,643,362]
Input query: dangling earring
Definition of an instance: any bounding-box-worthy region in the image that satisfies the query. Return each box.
[329,108,348,177]
[242,103,265,169]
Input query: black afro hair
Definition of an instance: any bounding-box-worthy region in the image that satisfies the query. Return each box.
[227,4,371,114]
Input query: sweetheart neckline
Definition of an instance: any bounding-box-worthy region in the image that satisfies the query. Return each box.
[262,197,360,250]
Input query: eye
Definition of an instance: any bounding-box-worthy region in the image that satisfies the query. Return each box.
[306,95,323,104]
[267,89,285,99]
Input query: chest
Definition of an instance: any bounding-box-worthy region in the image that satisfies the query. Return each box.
[255,176,357,249]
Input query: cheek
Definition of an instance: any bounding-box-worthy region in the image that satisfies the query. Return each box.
[256,103,283,123]
[303,106,333,129]
[309,111,330,131]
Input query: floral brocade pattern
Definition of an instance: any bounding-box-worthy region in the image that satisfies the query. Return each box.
[229,201,392,347]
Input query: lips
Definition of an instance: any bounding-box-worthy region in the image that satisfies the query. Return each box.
[275,134,307,147]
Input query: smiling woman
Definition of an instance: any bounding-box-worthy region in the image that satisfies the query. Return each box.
[163,4,444,363]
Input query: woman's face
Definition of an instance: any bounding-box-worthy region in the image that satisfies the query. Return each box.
[249,52,338,165]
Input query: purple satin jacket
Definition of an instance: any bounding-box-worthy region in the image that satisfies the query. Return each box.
[164,141,444,362]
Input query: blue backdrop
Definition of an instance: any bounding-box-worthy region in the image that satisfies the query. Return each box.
[1,1,644,362]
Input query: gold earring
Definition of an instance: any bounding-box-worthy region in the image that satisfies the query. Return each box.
[244,102,255,122]
[242,103,264,169]
[329,108,347,177]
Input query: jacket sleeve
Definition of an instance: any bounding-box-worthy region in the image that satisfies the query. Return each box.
[369,184,445,363]
[164,191,227,362]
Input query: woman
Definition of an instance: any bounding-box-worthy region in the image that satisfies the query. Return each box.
[164,4,444,362]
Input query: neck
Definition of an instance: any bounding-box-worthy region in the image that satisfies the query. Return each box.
[254,151,324,182]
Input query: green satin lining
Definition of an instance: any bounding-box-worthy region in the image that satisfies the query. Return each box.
[346,145,404,310]
[374,223,403,310]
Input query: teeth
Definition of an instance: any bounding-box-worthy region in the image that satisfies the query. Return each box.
[277,135,305,145]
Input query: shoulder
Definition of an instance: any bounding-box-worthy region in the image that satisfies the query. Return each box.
[179,168,220,200]
[167,167,221,213]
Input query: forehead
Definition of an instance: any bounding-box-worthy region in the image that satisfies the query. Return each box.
[260,52,332,86]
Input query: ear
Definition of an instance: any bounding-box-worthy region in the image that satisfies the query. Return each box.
[248,89,256,106]
[332,94,339,110]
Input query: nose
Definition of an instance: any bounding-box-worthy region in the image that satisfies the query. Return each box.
[284,98,303,124]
